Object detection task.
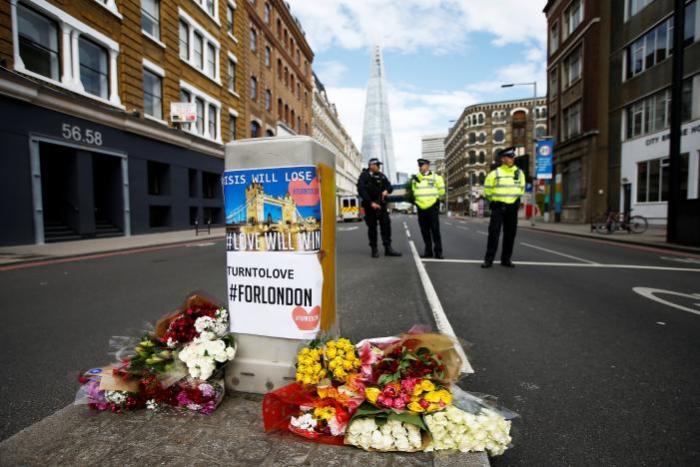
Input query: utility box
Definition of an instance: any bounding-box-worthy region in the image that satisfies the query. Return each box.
[222,136,337,394]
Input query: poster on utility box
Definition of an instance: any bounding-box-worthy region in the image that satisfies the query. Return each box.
[223,166,322,339]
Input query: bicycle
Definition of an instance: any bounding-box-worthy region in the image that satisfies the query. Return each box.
[592,210,648,234]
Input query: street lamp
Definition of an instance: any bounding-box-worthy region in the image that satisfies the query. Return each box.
[501,82,539,225]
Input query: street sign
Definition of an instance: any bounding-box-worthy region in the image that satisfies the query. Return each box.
[170,102,197,123]
[536,138,554,180]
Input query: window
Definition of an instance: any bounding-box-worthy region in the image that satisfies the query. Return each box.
[636,157,683,202]
[563,101,581,139]
[685,1,697,46]
[227,4,235,35]
[17,4,60,80]
[228,59,236,92]
[143,68,162,119]
[550,21,560,54]
[492,110,506,123]
[208,105,217,139]
[468,151,476,165]
[478,113,485,125]
[251,120,261,138]
[148,161,169,195]
[535,125,547,139]
[265,89,271,111]
[79,37,108,99]
[250,76,257,100]
[250,28,257,52]
[179,20,189,60]
[265,46,271,67]
[564,0,583,38]
[477,132,486,144]
[141,0,160,40]
[478,173,486,185]
[626,18,672,79]
[564,46,582,87]
[628,0,655,19]
[195,97,204,134]
[178,9,220,82]
[493,129,506,143]
[264,2,271,23]
[478,152,485,164]
[193,32,204,69]
[468,132,476,145]
[625,81,693,139]
[550,68,558,96]
[193,0,218,22]
[229,114,237,140]
[206,43,216,77]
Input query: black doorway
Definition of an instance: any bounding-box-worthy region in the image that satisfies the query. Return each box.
[92,152,123,238]
[40,143,81,242]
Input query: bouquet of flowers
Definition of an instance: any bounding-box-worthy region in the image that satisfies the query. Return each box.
[345,417,424,452]
[424,405,512,456]
[75,292,236,415]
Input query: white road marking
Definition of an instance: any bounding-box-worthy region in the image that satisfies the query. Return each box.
[338,226,359,232]
[186,242,215,247]
[407,237,473,374]
[421,258,700,272]
[521,242,597,264]
[445,222,453,226]
[457,226,470,231]
[406,230,411,238]
[632,287,700,316]
[660,256,700,265]
[476,231,488,236]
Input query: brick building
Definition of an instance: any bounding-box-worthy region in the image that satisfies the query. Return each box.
[0,0,314,246]
[444,98,546,214]
[244,0,313,138]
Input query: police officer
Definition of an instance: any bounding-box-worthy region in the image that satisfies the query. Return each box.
[411,158,445,259]
[481,147,526,268]
[357,158,402,258]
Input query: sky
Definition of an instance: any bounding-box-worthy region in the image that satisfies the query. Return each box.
[286,0,548,176]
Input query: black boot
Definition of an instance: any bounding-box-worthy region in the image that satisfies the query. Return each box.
[481,260,493,268]
[385,246,402,257]
[371,246,379,258]
[434,252,444,260]
[421,250,433,259]
[500,260,515,268]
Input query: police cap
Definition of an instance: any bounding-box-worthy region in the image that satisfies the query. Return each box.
[368,158,383,166]
[498,147,516,159]
[417,158,430,166]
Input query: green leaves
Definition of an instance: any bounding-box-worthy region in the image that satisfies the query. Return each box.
[350,402,427,431]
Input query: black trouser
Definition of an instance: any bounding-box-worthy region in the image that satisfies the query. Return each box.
[484,201,519,263]
[363,203,391,248]
[417,203,442,255]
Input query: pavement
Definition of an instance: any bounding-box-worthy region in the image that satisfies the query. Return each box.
[453,214,700,255]
[0,227,226,267]
[0,221,487,466]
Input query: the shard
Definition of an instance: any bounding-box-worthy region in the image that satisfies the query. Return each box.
[361,46,397,183]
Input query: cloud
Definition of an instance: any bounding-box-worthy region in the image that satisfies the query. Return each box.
[314,61,350,87]
[286,0,546,54]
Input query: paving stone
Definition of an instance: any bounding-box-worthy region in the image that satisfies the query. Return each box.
[0,396,490,467]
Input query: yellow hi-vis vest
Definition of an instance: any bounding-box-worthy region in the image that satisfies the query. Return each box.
[411,172,445,210]
[484,165,525,204]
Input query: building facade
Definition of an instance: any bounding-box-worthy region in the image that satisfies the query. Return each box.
[311,73,362,212]
[444,98,547,214]
[244,0,313,138]
[421,134,446,165]
[1,0,318,246]
[544,0,612,223]
[609,0,700,224]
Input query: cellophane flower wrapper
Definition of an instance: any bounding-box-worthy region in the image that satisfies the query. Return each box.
[172,373,225,415]
[450,385,519,421]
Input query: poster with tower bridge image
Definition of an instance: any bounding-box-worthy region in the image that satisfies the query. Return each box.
[222,166,322,253]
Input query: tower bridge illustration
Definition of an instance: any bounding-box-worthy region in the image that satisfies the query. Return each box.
[225,182,320,251]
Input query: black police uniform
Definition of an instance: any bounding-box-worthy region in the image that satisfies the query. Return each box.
[357,168,394,255]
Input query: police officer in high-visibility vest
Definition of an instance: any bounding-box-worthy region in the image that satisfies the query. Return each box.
[411,158,446,259]
[481,147,526,268]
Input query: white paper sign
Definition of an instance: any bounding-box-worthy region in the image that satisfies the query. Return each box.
[226,251,323,339]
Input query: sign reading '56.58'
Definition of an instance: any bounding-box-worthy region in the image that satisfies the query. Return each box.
[61,123,103,146]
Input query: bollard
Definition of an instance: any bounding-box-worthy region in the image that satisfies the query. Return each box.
[207,218,211,234]
[195,219,199,236]
[222,136,337,394]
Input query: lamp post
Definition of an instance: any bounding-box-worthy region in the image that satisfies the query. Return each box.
[502,82,539,225]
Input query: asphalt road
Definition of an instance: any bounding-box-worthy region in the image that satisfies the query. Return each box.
[403,214,700,466]
[1,215,699,467]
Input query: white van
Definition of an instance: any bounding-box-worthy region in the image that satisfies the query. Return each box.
[340,196,362,222]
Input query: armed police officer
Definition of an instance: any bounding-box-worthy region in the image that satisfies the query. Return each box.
[357,158,402,258]
[410,158,445,259]
[481,147,526,268]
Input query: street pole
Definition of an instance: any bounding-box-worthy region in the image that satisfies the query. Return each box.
[667,0,685,243]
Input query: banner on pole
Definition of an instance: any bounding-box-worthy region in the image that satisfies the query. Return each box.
[535,139,554,180]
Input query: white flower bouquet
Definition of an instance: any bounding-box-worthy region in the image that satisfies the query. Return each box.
[424,405,512,456]
[345,417,426,452]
